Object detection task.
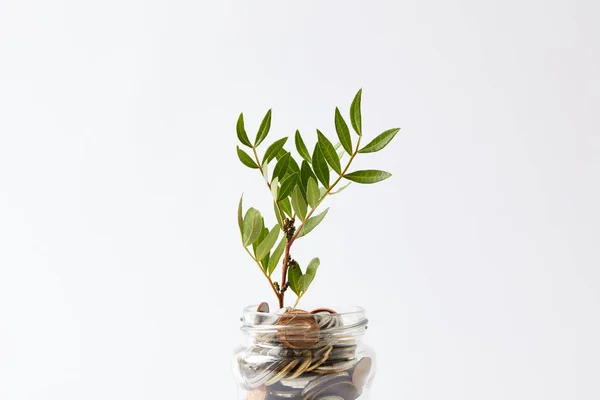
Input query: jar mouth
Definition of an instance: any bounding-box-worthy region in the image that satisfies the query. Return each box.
[240,305,368,337]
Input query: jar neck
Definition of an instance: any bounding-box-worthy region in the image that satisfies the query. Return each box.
[240,305,368,345]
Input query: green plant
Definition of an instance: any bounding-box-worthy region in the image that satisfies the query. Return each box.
[236,89,400,308]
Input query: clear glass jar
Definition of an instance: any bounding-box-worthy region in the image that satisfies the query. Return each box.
[233,305,376,400]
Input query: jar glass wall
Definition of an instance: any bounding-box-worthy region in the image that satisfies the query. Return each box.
[233,306,376,400]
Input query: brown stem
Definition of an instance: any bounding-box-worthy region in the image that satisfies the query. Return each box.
[279,241,293,308]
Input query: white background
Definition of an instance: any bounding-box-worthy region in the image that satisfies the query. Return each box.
[1,1,599,399]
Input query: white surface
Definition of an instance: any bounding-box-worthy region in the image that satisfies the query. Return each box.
[1,1,599,399]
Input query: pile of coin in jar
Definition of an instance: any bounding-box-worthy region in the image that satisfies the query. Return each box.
[236,303,372,400]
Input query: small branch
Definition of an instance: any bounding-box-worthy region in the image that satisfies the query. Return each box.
[279,242,292,308]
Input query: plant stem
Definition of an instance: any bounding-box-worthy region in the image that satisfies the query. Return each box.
[280,135,363,307]
[279,241,293,308]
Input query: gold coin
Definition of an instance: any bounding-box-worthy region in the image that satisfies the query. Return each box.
[265,358,299,386]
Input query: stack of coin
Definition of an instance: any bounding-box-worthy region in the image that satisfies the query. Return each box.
[237,306,373,400]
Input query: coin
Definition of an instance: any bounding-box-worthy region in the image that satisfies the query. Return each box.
[313,359,357,374]
[247,386,267,400]
[301,372,353,400]
[313,313,342,330]
[312,380,359,400]
[265,359,299,386]
[301,372,349,396]
[305,346,332,371]
[287,352,312,379]
[266,383,303,399]
[276,311,320,349]
[257,302,270,313]
[310,308,338,314]
[351,357,372,390]
[329,344,357,361]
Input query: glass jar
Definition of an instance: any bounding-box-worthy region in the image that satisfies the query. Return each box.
[233,305,376,400]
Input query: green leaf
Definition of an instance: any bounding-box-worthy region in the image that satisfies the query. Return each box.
[236,113,252,147]
[297,275,313,295]
[350,89,362,135]
[359,128,400,154]
[255,225,280,262]
[237,146,259,169]
[261,253,270,272]
[334,108,353,155]
[319,187,327,198]
[298,258,319,294]
[272,152,291,181]
[242,208,262,246]
[254,109,272,147]
[288,264,303,296]
[270,177,279,200]
[252,219,267,253]
[312,143,330,188]
[296,208,329,238]
[306,178,320,209]
[277,172,298,201]
[287,156,300,174]
[268,237,286,277]
[344,169,392,184]
[305,257,320,278]
[330,182,351,195]
[317,130,341,174]
[300,161,317,188]
[279,197,293,217]
[291,186,307,221]
[295,130,312,163]
[237,194,244,235]
[274,203,283,228]
[263,137,288,164]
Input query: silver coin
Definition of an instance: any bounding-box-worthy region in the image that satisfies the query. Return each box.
[266,387,302,399]
[313,359,357,374]
[301,372,350,398]
[313,313,342,330]
[278,373,318,389]
[329,345,357,361]
[311,380,359,400]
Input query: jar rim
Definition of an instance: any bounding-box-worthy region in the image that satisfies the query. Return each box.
[240,305,368,336]
[242,304,366,318]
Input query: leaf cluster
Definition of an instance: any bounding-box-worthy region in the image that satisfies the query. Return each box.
[235,89,400,307]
